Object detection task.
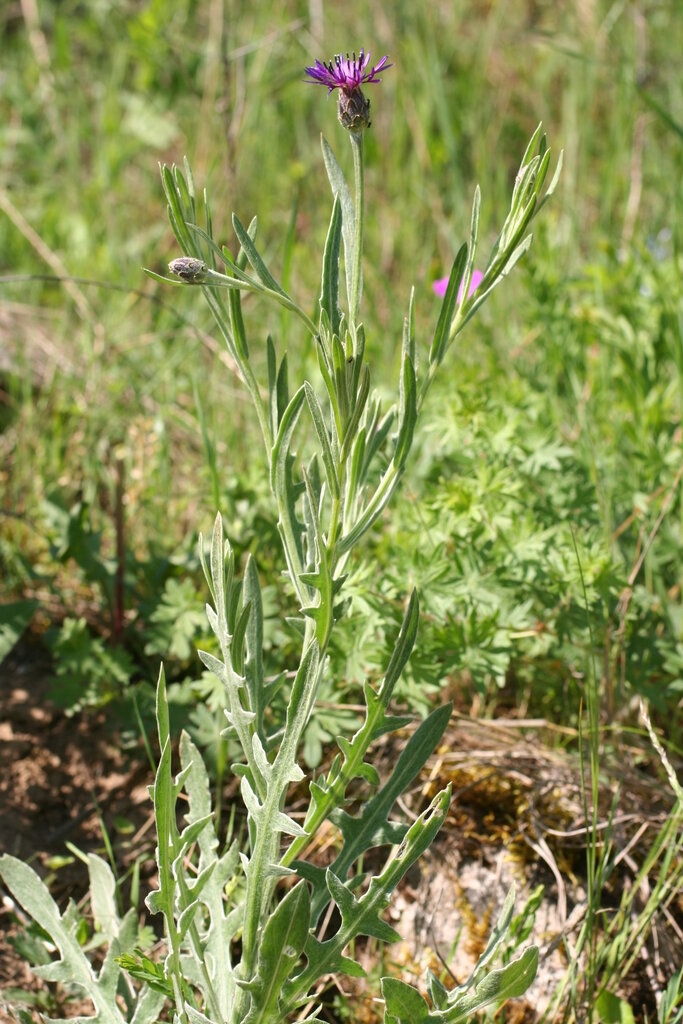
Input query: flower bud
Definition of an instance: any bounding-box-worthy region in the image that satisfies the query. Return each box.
[169,257,208,283]
[338,88,371,132]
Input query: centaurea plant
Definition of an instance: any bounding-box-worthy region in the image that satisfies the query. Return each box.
[0,49,561,1024]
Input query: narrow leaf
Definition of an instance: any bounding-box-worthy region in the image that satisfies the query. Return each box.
[429,243,467,367]
[321,135,355,310]
[305,382,340,500]
[243,882,311,1024]
[243,556,265,740]
[320,194,343,335]
[394,355,417,468]
[233,213,286,296]
[447,946,538,1021]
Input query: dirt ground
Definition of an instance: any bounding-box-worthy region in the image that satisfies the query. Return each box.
[0,640,153,1010]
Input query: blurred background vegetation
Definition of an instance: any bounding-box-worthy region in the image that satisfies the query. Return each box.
[0,0,681,745]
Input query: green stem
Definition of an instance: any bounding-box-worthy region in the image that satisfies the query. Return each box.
[349,131,364,331]
[418,359,439,411]
[204,268,318,337]
[241,357,273,453]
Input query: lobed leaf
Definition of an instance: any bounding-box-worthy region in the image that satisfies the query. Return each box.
[318,704,451,916]
[0,856,133,1024]
[283,786,451,1010]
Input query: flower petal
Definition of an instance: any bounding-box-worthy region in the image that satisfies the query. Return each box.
[432,268,484,302]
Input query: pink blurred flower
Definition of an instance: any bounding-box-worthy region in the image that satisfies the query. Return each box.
[432,268,484,301]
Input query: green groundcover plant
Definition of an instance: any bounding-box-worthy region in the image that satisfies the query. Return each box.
[0,49,561,1023]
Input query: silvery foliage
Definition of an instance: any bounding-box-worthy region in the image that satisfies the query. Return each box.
[0,123,560,1023]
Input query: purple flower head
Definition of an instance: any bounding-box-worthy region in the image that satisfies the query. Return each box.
[305,49,392,131]
[433,268,484,303]
[305,49,392,95]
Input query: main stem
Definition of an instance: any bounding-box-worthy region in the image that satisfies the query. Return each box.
[349,130,364,334]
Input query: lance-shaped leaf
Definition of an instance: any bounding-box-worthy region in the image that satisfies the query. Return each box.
[271,384,307,586]
[228,283,250,363]
[340,363,370,463]
[429,243,467,367]
[242,555,266,741]
[453,126,561,340]
[320,193,343,336]
[394,354,417,469]
[231,599,252,677]
[350,322,365,392]
[443,946,538,1022]
[336,430,406,555]
[402,287,416,369]
[232,213,287,297]
[361,402,394,483]
[240,881,311,1024]
[321,135,355,312]
[458,185,480,315]
[145,734,176,919]
[161,163,197,255]
[457,234,533,334]
[305,382,340,501]
[315,328,343,442]
[332,332,350,425]
[274,348,290,425]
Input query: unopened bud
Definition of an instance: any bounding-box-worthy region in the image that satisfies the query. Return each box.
[338,88,371,132]
[169,257,208,283]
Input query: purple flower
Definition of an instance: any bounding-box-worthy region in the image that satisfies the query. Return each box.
[433,268,484,302]
[304,50,392,95]
[305,49,392,131]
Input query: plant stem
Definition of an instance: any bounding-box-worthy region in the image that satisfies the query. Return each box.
[204,268,318,337]
[349,131,364,331]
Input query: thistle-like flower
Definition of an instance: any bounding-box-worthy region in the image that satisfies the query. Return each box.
[305,49,391,132]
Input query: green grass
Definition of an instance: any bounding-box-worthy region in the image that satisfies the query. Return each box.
[1,0,682,1018]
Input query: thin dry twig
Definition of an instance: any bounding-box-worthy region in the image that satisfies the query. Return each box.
[0,192,92,320]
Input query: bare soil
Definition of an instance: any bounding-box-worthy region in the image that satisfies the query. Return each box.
[0,639,153,1013]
